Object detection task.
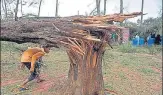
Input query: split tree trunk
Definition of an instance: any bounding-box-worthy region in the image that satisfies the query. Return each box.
[1,12,143,95]
[63,37,107,95]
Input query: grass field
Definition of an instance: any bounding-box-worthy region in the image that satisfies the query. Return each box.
[1,41,162,95]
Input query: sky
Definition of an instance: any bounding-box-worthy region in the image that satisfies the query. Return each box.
[12,0,163,22]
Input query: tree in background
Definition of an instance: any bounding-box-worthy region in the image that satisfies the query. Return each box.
[120,0,123,26]
[89,0,102,16]
[158,6,162,17]
[21,0,23,15]
[37,0,43,17]
[120,0,123,14]
[96,0,101,16]
[123,16,162,41]
[1,0,17,19]
[1,0,8,18]
[1,0,42,20]
[14,0,20,21]
[18,0,28,16]
[104,0,107,15]
[140,0,144,24]
[55,0,59,17]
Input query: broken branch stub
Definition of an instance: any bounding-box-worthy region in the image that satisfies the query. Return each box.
[1,12,142,95]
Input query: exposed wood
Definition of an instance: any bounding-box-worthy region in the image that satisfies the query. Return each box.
[1,12,142,95]
[73,12,143,24]
[1,12,142,46]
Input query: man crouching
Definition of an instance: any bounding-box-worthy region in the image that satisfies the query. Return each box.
[19,45,51,91]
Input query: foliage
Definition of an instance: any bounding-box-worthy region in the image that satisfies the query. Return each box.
[123,17,162,40]
[139,68,156,75]
[1,0,40,19]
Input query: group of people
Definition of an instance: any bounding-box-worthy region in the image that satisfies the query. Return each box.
[135,32,162,45]
[147,33,162,45]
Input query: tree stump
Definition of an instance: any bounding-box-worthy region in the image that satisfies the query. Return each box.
[1,12,143,95]
[59,34,108,95]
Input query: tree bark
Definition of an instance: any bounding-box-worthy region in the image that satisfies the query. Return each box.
[120,0,123,14]
[96,0,101,16]
[104,0,107,15]
[90,7,97,16]
[1,12,142,95]
[55,0,59,17]
[21,0,23,16]
[120,0,123,26]
[38,0,43,17]
[65,37,107,95]
[15,0,20,21]
[1,0,5,17]
[1,12,142,44]
[78,10,80,15]
[140,0,144,24]
[3,0,8,18]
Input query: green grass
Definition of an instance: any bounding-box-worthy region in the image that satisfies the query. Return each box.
[118,72,126,79]
[1,41,162,95]
[102,43,162,95]
[104,84,114,91]
[117,42,162,54]
[139,68,158,75]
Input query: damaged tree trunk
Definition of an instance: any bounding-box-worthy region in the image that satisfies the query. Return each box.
[1,12,143,95]
[62,34,108,95]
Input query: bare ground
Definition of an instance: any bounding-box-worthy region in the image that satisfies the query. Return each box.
[1,42,162,95]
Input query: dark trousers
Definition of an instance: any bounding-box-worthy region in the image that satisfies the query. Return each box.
[23,62,40,81]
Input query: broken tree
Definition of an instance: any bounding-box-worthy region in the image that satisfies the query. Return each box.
[1,12,142,95]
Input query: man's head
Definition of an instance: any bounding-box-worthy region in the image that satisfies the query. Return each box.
[42,45,51,53]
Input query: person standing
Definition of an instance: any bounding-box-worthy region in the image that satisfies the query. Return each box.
[154,34,161,45]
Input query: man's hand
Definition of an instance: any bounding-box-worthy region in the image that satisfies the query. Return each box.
[30,69,34,73]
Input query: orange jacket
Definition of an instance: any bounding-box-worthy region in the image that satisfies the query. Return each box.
[21,47,45,72]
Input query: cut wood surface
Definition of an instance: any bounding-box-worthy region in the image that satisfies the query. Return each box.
[1,12,142,95]
[1,12,142,47]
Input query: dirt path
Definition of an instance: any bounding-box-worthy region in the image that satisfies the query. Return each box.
[1,79,22,86]
[32,74,67,93]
